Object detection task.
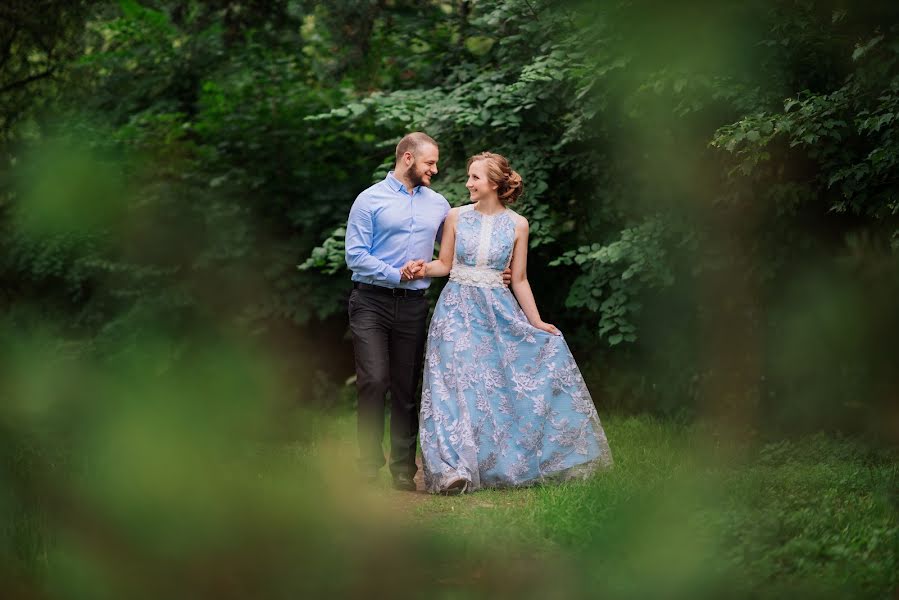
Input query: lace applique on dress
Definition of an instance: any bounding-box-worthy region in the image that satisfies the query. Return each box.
[448,205,514,288]
[419,203,613,494]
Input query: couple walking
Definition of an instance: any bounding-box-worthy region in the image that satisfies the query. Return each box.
[345,132,612,494]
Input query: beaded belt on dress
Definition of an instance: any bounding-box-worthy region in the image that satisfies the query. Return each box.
[448,263,505,288]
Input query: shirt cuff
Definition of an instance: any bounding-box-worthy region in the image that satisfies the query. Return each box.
[386,266,402,286]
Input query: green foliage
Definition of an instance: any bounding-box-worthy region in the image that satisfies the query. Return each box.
[0,1,92,144]
[710,28,899,218]
[1,0,898,426]
[298,227,346,275]
[3,2,897,595]
[551,217,677,345]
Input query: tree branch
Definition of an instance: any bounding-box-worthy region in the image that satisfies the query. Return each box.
[521,0,541,21]
[0,67,55,95]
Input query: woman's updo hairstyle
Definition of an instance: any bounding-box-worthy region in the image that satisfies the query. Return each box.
[467,152,523,205]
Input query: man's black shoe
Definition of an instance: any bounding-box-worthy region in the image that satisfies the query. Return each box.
[392,473,416,491]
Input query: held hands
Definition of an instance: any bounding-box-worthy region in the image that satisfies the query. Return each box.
[400,259,426,281]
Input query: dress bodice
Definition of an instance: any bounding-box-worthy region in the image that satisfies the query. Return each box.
[449,204,517,288]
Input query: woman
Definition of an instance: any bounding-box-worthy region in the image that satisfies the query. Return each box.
[409,152,613,494]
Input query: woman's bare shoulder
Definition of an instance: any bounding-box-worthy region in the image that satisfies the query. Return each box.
[507,209,529,231]
[446,205,464,220]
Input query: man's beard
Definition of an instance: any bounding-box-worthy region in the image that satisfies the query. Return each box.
[408,167,429,188]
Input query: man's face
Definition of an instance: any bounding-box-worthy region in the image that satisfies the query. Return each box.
[407,143,439,188]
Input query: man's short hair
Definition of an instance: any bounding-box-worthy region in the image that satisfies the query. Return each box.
[395,132,438,163]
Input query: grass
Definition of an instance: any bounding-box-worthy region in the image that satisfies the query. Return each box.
[3,408,897,599]
[310,412,898,598]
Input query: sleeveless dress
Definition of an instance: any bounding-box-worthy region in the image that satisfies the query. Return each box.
[419,204,613,493]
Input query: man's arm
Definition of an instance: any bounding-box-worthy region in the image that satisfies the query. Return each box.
[345,196,402,285]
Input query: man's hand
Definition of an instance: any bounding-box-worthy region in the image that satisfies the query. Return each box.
[400,259,426,281]
[502,267,512,287]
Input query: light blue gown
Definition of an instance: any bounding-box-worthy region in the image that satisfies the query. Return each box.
[420,204,613,493]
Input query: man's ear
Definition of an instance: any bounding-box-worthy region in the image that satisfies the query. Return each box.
[404,152,414,166]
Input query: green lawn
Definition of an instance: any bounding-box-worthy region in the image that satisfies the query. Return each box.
[303,412,898,598]
[4,412,897,599]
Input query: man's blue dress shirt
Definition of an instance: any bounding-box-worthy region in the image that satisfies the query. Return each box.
[345,171,451,290]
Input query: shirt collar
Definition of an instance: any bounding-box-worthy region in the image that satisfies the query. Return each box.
[386,171,420,195]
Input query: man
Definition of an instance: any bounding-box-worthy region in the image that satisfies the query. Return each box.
[345,132,512,491]
[345,132,446,491]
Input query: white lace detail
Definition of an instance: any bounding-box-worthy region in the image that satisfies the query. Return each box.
[449,263,505,288]
[451,205,505,288]
[475,208,494,268]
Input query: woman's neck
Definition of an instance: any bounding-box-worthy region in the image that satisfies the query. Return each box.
[475,197,504,215]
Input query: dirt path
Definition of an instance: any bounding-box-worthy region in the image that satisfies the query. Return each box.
[382,456,433,516]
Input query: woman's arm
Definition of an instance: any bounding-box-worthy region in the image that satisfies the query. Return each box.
[509,217,560,335]
[421,207,457,278]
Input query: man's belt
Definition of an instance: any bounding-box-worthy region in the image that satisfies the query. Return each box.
[353,282,426,297]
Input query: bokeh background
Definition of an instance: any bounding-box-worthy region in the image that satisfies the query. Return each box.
[2,1,897,598]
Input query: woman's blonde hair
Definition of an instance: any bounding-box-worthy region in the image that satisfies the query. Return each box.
[467,152,523,205]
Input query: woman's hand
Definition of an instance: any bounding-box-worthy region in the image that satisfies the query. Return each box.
[534,320,560,336]
[400,259,425,281]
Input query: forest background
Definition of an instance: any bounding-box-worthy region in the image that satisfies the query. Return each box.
[2,1,898,597]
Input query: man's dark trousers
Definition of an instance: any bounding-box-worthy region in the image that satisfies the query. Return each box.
[348,285,429,478]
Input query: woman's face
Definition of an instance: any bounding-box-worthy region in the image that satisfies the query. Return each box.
[465,160,497,201]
